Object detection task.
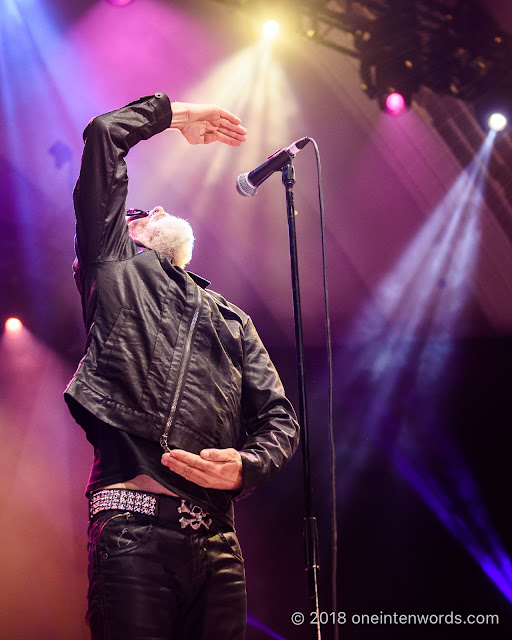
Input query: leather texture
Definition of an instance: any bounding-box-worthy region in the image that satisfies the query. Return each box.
[64,93,299,495]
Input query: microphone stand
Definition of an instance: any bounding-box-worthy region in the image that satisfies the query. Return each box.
[281,161,322,640]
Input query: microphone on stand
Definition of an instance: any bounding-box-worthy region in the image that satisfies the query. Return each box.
[236,137,310,197]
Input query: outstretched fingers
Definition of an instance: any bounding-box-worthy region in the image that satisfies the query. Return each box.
[212,113,247,146]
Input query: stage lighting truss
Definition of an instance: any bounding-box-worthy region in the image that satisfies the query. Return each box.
[211,0,512,127]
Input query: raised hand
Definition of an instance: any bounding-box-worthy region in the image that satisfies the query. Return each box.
[171,101,247,146]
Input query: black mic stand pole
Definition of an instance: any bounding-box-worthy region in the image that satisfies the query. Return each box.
[281,161,322,640]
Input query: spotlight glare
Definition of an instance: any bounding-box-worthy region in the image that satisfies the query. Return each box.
[385,92,406,116]
[488,112,507,132]
[262,20,279,39]
[5,317,23,334]
[105,0,134,6]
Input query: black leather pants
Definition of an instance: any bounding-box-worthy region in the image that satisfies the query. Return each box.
[86,506,246,639]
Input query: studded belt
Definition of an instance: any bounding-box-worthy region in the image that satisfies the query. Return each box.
[89,488,214,531]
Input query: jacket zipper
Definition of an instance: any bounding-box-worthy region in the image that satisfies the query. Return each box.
[160,290,202,452]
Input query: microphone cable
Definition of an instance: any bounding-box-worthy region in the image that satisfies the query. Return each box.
[308,138,338,640]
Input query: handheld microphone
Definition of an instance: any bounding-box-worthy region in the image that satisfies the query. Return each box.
[236,137,310,197]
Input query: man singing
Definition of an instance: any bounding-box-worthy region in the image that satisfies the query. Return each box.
[64,92,300,639]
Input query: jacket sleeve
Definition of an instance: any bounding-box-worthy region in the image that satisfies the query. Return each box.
[238,317,300,495]
[73,93,173,272]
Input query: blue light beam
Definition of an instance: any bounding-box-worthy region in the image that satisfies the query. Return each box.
[333,132,512,602]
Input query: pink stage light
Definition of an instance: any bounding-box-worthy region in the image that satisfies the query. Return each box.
[385,92,406,116]
[106,0,134,6]
[5,318,23,334]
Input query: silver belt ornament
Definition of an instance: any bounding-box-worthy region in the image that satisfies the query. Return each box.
[178,499,212,530]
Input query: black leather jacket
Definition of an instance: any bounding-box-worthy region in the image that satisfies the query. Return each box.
[64,93,299,494]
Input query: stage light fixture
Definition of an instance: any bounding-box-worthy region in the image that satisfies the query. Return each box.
[5,318,23,334]
[385,92,406,116]
[105,0,134,7]
[488,112,507,132]
[376,82,412,116]
[473,85,512,133]
[262,19,279,39]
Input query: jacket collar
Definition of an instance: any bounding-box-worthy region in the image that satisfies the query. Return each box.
[154,251,210,289]
[186,271,210,289]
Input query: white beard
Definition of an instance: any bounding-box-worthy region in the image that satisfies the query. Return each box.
[130,215,194,268]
